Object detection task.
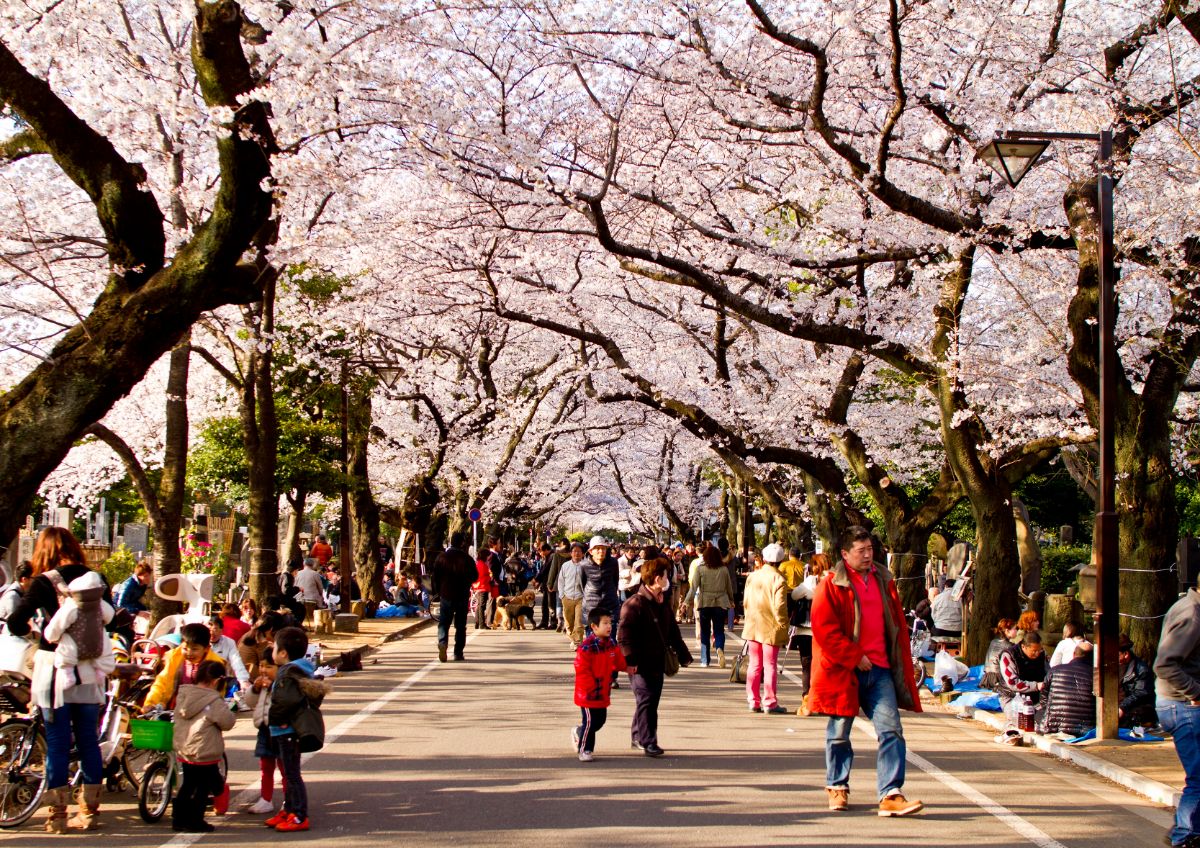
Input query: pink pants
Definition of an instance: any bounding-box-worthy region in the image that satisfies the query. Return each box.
[746,641,780,708]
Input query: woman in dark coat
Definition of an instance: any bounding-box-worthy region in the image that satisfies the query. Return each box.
[618,557,693,757]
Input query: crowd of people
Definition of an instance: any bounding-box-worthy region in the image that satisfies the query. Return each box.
[9,521,1200,843]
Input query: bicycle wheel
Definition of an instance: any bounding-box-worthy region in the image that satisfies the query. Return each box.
[121,745,154,793]
[0,718,47,828]
[137,758,173,823]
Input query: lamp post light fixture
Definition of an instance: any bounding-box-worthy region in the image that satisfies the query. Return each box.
[338,356,405,613]
[977,129,1120,740]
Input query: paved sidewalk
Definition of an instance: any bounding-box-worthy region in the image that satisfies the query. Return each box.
[925,690,1185,808]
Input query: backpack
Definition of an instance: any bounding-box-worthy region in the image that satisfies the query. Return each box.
[45,571,107,662]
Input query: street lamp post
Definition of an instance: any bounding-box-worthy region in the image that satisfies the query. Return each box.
[338,356,405,614]
[977,129,1119,739]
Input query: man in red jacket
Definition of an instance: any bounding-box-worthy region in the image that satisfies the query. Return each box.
[810,526,923,817]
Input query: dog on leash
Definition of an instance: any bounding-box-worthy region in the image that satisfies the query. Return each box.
[492,588,536,630]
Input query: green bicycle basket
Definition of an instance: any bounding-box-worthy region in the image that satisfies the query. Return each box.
[129,718,174,751]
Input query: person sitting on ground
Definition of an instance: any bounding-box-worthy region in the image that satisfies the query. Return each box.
[1049,621,1086,668]
[240,598,259,624]
[929,582,962,638]
[114,561,154,615]
[1017,610,1041,638]
[238,611,286,681]
[981,618,1020,690]
[1038,641,1095,737]
[1119,633,1156,727]
[995,631,1049,743]
[144,622,225,712]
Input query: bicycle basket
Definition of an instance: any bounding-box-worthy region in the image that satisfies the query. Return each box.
[129,718,174,751]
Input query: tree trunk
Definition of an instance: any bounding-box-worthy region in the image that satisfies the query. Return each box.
[885,522,933,613]
[965,491,1023,664]
[244,277,279,604]
[0,3,276,545]
[283,486,308,569]
[348,388,384,603]
[802,472,841,555]
[1116,408,1179,658]
[152,337,191,623]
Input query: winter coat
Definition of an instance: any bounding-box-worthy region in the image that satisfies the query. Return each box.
[684,564,734,610]
[617,585,693,675]
[174,684,236,764]
[1120,654,1155,716]
[1038,656,1095,736]
[144,646,225,710]
[581,556,620,622]
[573,633,628,708]
[269,658,330,753]
[432,546,476,600]
[741,565,788,647]
[996,642,1048,704]
[471,559,497,597]
[808,562,921,717]
[1155,589,1200,702]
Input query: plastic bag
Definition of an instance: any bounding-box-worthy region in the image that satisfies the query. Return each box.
[933,649,960,687]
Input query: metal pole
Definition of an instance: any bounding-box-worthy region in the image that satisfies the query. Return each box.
[1095,129,1120,740]
[339,362,352,614]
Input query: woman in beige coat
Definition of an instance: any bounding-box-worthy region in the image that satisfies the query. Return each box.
[683,545,735,667]
[742,543,790,713]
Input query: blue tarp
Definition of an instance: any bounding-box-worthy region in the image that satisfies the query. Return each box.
[925,663,985,695]
[1065,727,1164,744]
[951,690,1002,712]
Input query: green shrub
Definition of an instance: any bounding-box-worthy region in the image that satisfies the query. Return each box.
[1041,544,1091,594]
[98,545,136,588]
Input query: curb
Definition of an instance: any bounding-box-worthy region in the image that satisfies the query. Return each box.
[954,704,1182,809]
[322,615,437,661]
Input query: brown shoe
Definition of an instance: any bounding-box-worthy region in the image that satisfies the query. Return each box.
[878,794,923,817]
[826,788,849,812]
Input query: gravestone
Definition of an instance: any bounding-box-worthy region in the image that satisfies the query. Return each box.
[1060,525,1074,546]
[54,507,73,530]
[209,529,226,556]
[124,523,150,556]
[17,533,34,562]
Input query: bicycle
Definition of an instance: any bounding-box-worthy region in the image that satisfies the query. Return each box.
[132,710,227,824]
[0,669,145,828]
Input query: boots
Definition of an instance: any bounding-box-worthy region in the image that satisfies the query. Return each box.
[718,648,727,669]
[43,786,69,834]
[67,784,102,830]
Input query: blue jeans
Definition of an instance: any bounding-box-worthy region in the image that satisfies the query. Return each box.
[438,594,469,657]
[43,703,103,789]
[825,666,907,800]
[698,607,726,664]
[1159,700,1200,845]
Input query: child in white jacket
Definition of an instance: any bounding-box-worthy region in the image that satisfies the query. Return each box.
[239,646,286,815]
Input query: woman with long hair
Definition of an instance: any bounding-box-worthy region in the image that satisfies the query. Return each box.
[6,527,110,832]
[683,545,735,668]
[618,557,693,757]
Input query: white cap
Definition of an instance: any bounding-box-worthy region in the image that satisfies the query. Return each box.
[761,543,787,563]
[588,536,610,551]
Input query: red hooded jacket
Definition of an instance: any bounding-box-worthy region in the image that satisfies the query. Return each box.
[574,632,628,708]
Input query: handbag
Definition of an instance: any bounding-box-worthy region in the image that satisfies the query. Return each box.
[654,608,681,677]
[0,632,32,675]
[729,644,748,684]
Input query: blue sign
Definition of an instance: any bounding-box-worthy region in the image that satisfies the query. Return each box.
[468,508,482,523]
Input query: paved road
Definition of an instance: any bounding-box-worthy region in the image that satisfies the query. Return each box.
[15,625,1175,847]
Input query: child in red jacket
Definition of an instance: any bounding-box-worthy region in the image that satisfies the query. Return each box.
[571,608,627,762]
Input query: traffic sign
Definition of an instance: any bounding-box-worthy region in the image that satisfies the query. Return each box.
[468,508,482,523]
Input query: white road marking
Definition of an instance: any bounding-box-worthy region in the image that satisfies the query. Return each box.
[780,666,1069,848]
[157,628,474,848]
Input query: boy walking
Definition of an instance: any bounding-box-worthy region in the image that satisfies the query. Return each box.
[266,626,330,832]
[172,660,236,832]
[571,609,627,762]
